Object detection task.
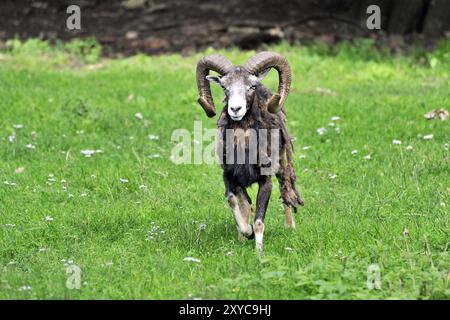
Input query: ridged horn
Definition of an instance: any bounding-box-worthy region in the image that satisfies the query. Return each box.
[196,55,234,117]
[244,52,291,113]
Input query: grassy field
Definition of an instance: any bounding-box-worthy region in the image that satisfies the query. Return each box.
[0,39,449,299]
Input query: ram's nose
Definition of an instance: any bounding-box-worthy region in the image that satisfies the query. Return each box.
[230,106,242,113]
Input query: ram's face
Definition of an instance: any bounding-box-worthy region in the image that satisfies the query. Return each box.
[207,67,268,121]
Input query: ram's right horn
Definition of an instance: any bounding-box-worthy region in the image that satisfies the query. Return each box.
[196,55,234,117]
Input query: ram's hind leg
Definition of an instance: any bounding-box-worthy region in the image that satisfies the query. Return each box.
[276,153,296,230]
[283,205,296,229]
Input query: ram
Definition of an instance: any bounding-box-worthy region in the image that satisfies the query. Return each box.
[196,52,304,250]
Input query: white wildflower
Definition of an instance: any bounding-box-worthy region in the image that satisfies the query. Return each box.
[392,140,402,145]
[45,216,54,221]
[62,259,74,267]
[331,116,340,121]
[119,178,129,183]
[81,149,95,157]
[423,134,434,140]
[183,257,201,263]
[135,112,143,120]
[148,154,160,159]
[316,127,327,135]
[406,145,413,151]
[18,286,32,291]
[148,134,159,140]
[351,150,358,155]
[363,155,372,160]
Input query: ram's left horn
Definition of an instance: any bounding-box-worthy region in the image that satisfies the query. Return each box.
[244,52,291,113]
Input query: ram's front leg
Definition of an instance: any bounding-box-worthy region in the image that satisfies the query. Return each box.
[224,175,253,240]
[236,187,253,241]
[254,176,272,251]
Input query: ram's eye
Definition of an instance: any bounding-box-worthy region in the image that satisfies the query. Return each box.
[250,85,257,90]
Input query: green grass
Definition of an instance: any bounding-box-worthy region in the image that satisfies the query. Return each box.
[0,39,449,299]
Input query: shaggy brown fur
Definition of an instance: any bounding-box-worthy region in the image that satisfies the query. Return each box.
[196,52,303,249]
[217,84,304,213]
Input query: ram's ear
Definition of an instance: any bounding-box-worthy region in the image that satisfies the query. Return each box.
[205,75,222,84]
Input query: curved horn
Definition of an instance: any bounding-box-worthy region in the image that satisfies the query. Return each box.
[196,55,234,117]
[244,51,291,113]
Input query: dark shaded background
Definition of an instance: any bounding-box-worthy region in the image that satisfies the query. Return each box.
[1,0,449,55]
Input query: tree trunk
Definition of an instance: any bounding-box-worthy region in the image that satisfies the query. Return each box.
[423,0,450,36]
[387,0,427,34]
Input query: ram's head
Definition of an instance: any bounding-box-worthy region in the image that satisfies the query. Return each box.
[196,52,292,121]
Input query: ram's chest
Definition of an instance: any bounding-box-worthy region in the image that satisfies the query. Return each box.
[218,125,276,156]
[231,129,252,149]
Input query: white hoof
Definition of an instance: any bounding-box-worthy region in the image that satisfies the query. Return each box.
[254,219,265,251]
